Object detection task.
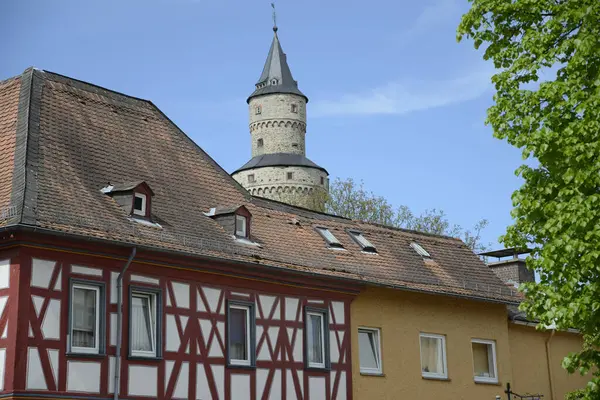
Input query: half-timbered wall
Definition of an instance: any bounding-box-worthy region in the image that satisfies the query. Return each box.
[3,246,352,400]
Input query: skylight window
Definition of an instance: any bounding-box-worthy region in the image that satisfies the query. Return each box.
[348,231,377,253]
[316,227,343,249]
[411,242,431,258]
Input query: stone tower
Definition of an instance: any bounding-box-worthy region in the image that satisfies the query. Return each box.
[232,26,329,211]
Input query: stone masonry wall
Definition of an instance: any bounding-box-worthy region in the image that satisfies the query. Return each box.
[248,94,306,157]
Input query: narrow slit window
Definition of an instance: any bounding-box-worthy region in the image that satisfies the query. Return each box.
[410,242,431,258]
[133,193,147,216]
[316,227,343,249]
[420,333,447,379]
[227,302,255,366]
[305,308,329,369]
[70,282,104,354]
[349,231,377,253]
[359,327,382,374]
[235,215,248,238]
[472,339,498,383]
[130,290,160,357]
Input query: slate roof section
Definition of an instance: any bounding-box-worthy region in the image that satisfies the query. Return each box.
[233,153,328,174]
[0,67,520,304]
[0,74,22,224]
[248,29,307,103]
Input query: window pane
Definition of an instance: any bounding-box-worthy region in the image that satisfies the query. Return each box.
[131,295,153,352]
[236,216,247,237]
[72,287,96,348]
[307,314,323,364]
[421,336,443,374]
[472,342,494,378]
[230,308,248,360]
[359,330,378,369]
[134,196,143,211]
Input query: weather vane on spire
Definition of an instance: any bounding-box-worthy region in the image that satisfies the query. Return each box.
[271,3,278,32]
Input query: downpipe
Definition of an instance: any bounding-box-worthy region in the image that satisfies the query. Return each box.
[113,247,137,400]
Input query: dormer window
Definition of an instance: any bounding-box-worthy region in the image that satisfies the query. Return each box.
[316,227,343,249]
[271,79,278,85]
[236,215,248,238]
[348,230,377,253]
[411,242,431,258]
[133,193,147,217]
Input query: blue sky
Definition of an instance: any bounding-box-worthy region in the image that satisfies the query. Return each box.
[0,0,525,248]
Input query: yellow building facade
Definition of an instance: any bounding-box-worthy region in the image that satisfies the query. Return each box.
[351,287,589,399]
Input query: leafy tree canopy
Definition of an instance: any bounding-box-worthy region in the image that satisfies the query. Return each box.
[458,0,600,397]
[325,178,490,252]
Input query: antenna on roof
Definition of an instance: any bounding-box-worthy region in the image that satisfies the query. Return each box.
[271,2,278,32]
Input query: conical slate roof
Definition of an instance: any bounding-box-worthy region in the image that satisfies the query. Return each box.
[247,28,307,103]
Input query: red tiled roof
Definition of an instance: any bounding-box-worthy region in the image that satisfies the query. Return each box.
[0,68,519,304]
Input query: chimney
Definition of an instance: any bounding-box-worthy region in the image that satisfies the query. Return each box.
[479,248,534,287]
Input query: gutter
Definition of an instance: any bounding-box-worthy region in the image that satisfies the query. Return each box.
[545,329,556,400]
[113,247,136,400]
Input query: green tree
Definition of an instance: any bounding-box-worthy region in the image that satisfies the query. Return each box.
[326,178,490,252]
[458,0,600,397]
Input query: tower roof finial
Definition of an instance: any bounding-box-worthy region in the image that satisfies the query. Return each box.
[271,3,278,32]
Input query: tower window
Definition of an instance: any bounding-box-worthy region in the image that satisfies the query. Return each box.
[320,176,325,185]
[255,106,262,115]
[271,79,278,85]
[291,104,298,113]
[292,143,298,148]
[247,174,255,183]
[287,172,293,180]
[257,138,263,147]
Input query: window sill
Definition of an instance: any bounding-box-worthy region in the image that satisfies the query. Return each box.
[304,366,331,373]
[474,379,501,386]
[360,371,385,377]
[227,363,256,370]
[128,355,162,362]
[422,375,451,382]
[66,352,106,359]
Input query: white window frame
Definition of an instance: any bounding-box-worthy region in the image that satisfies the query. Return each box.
[410,242,431,258]
[358,327,382,375]
[130,291,157,357]
[235,215,248,238]
[70,283,101,354]
[133,193,147,216]
[471,338,498,383]
[229,304,252,366]
[306,311,326,369]
[419,333,448,379]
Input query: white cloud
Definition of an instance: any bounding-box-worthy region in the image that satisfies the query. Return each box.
[311,67,494,118]
[397,0,462,46]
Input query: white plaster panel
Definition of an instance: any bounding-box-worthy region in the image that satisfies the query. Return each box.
[212,365,224,400]
[286,370,295,400]
[268,327,279,358]
[0,260,10,289]
[1,322,7,338]
[309,376,326,400]
[130,274,159,285]
[166,314,180,352]
[0,349,5,390]
[129,365,158,397]
[203,287,221,314]
[257,326,269,361]
[196,288,205,312]
[166,285,172,307]
[256,368,269,399]
[330,331,339,364]
[230,291,250,297]
[31,258,55,289]
[333,371,346,400]
[67,361,101,393]
[32,295,44,318]
[331,301,345,325]
[171,282,190,309]
[293,328,303,362]
[28,322,33,337]
[110,272,119,304]
[54,267,62,291]
[269,369,281,400]
[337,331,345,362]
[0,297,7,319]
[41,299,61,339]
[231,374,250,400]
[196,363,211,400]
[108,356,115,393]
[285,297,299,321]
[199,319,213,350]
[272,301,280,320]
[216,321,224,343]
[71,265,103,277]
[110,313,117,346]
[297,370,304,398]
[173,362,189,399]
[180,315,189,330]
[48,349,58,388]
[259,295,275,318]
